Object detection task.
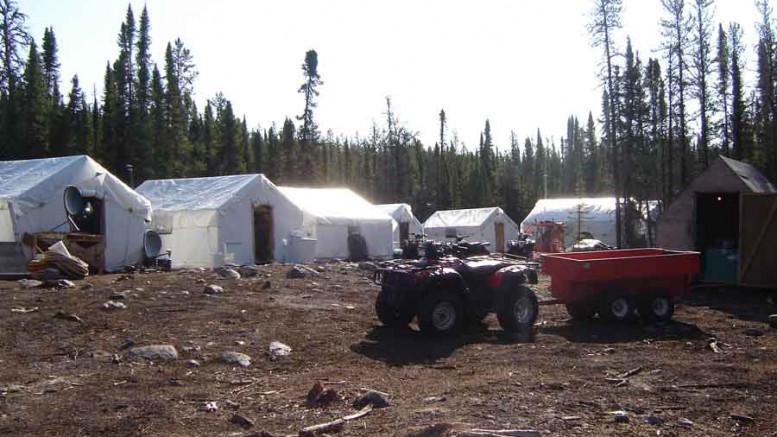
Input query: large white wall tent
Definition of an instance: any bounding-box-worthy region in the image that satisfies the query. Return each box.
[137,174,305,268]
[423,207,519,253]
[376,203,423,248]
[278,187,394,260]
[521,198,619,248]
[0,155,152,272]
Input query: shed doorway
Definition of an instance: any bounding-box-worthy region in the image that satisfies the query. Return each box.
[399,221,410,248]
[494,222,505,253]
[253,205,273,264]
[695,193,739,283]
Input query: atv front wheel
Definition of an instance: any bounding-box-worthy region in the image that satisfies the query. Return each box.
[497,285,539,332]
[418,289,463,335]
[375,290,412,328]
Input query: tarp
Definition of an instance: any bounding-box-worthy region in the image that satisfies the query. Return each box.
[423,207,519,252]
[376,203,423,247]
[138,174,306,268]
[0,155,151,272]
[278,187,394,259]
[520,198,617,248]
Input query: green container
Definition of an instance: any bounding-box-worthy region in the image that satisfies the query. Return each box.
[702,249,738,284]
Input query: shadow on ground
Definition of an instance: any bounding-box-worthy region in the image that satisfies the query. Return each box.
[539,318,709,344]
[350,324,534,366]
[684,285,777,323]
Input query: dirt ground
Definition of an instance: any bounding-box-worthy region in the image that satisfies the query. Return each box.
[1,262,776,437]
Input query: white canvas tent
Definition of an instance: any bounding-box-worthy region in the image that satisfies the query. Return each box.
[278,187,394,260]
[0,155,152,272]
[423,207,519,253]
[376,203,423,248]
[137,174,308,268]
[521,198,617,248]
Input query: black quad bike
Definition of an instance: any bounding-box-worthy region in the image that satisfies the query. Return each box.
[449,235,490,258]
[372,255,540,335]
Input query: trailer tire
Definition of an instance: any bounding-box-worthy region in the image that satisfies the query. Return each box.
[497,285,539,332]
[375,291,412,328]
[638,293,675,322]
[565,301,597,320]
[418,289,463,335]
[599,294,634,322]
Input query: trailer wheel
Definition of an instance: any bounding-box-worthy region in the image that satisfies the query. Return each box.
[375,290,412,328]
[418,289,462,335]
[565,301,597,320]
[599,294,634,322]
[638,293,675,322]
[497,285,539,332]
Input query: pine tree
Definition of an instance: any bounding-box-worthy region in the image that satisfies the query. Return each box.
[133,5,152,181]
[690,0,714,168]
[717,24,731,155]
[0,0,30,95]
[297,49,322,183]
[730,23,747,160]
[21,41,47,157]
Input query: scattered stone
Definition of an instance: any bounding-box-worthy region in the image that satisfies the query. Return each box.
[204,284,224,295]
[331,285,344,291]
[610,410,629,423]
[180,290,190,296]
[119,340,135,350]
[643,415,664,425]
[196,278,207,284]
[101,300,127,311]
[423,396,447,403]
[221,351,251,367]
[261,281,272,290]
[53,311,83,323]
[223,399,240,410]
[186,359,201,367]
[602,347,615,354]
[230,413,255,428]
[744,328,764,337]
[80,283,95,290]
[353,390,390,409]
[238,265,261,278]
[286,264,319,279]
[17,279,43,289]
[47,279,76,289]
[111,290,131,300]
[315,265,326,272]
[769,314,777,329]
[130,345,179,361]
[201,401,218,412]
[358,261,378,272]
[268,341,291,360]
[216,267,241,280]
[731,413,755,423]
[306,381,341,407]
[235,340,246,346]
[678,418,694,427]
[561,416,581,421]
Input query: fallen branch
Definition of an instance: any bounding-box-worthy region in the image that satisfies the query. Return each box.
[299,418,345,435]
[618,366,643,379]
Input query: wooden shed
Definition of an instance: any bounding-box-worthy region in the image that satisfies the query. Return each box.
[656,156,777,287]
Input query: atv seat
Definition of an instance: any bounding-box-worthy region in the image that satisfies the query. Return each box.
[457,260,510,279]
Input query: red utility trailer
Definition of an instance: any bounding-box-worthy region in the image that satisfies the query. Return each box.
[542,249,700,322]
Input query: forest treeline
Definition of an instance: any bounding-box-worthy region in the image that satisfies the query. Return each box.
[1,0,777,246]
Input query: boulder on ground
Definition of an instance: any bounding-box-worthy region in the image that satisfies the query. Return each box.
[130,345,179,361]
[286,265,319,279]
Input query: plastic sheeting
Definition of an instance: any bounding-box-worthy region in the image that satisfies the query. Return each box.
[521,198,618,248]
[0,155,152,271]
[376,203,423,247]
[278,187,394,259]
[138,174,306,268]
[423,207,520,252]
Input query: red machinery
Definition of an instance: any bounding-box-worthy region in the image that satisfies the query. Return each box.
[523,221,565,255]
[542,248,700,322]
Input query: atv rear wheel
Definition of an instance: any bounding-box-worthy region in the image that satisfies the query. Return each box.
[418,289,463,335]
[497,285,539,332]
[375,290,412,328]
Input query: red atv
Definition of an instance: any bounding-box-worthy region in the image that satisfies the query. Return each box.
[372,253,540,335]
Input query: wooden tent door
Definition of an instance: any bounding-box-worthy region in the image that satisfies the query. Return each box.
[399,222,410,248]
[494,222,505,253]
[253,205,274,264]
[739,193,777,288]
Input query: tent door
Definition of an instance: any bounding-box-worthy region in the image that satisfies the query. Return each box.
[494,222,505,253]
[399,221,410,248]
[253,205,273,264]
[695,193,739,283]
[739,193,777,288]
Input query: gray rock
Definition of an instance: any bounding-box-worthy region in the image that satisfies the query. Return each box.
[238,265,261,278]
[353,390,390,409]
[17,279,43,289]
[111,290,132,300]
[101,300,127,311]
[186,359,201,367]
[47,279,76,289]
[200,401,218,412]
[731,413,755,423]
[610,410,629,423]
[286,264,319,279]
[216,267,241,279]
[130,345,179,361]
[204,284,224,295]
[358,261,378,272]
[643,415,663,425]
[678,418,694,427]
[221,351,251,367]
[230,413,255,428]
[268,341,291,360]
[745,328,764,337]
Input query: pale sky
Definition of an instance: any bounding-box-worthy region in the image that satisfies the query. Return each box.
[23,0,762,150]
